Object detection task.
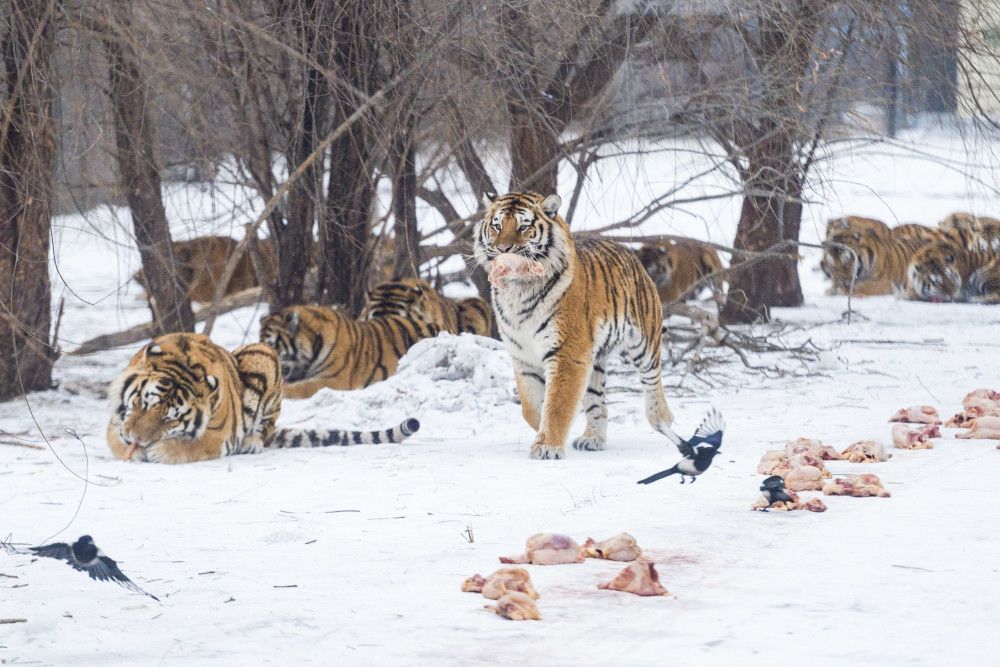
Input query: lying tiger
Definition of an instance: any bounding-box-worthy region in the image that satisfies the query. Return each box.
[473,191,691,460]
[133,235,277,303]
[635,239,725,304]
[821,216,942,295]
[107,333,419,464]
[259,305,439,398]
[360,278,493,337]
[938,211,1000,234]
[906,229,1000,303]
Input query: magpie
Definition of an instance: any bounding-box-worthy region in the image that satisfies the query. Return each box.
[29,535,159,601]
[758,475,795,510]
[637,408,725,484]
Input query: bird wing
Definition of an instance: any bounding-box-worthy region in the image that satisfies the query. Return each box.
[687,408,725,450]
[94,556,160,601]
[636,465,679,485]
[774,489,795,504]
[28,542,74,563]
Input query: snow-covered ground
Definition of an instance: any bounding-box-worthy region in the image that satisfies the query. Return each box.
[3,130,1000,665]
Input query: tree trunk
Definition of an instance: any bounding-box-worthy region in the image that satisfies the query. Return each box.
[104,4,194,334]
[391,107,420,279]
[508,114,559,194]
[0,0,58,400]
[721,190,804,324]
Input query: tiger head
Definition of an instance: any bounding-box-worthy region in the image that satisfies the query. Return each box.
[635,243,674,291]
[474,191,572,277]
[109,336,220,451]
[259,306,329,383]
[906,242,970,302]
[820,225,885,287]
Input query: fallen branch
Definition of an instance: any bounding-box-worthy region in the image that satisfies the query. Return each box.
[0,440,45,450]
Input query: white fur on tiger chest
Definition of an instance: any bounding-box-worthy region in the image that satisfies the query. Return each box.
[492,272,572,366]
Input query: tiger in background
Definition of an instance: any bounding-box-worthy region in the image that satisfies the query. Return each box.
[473,191,692,461]
[635,239,725,305]
[906,227,1000,303]
[259,305,440,399]
[360,278,493,337]
[821,216,942,296]
[133,235,277,303]
[938,211,1000,234]
[106,333,419,464]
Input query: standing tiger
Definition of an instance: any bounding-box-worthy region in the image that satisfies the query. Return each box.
[473,191,688,460]
[635,239,725,304]
[360,278,493,337]
[821,217,942,295]
[906,228,1000,303]
[259,305,440,398]
[106,333,419,464]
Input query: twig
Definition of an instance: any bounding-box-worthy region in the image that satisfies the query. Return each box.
[0,440,45,450]
[0,619,27,624]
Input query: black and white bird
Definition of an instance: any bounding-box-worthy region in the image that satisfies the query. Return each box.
[757,475,795,510]
[29,535,159,601]
[637,408,725,484]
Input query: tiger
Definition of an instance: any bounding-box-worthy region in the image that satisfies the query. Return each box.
[906,228,1000,303]
[133,235,277,303]
[635,239,725,305]
[938,211,1000,232]
[106,333,420,464]
[473,191,683,460]
[820,218,942,296]
[360,278,493,337]
[259,305,440,399]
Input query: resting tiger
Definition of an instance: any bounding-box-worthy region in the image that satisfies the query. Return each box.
[938,211,1000,233]
[106,333,419,464]
[473,191,683,460]
[821,217,941,296]
[360,278,493,337]
[906,230,1000,303]
[259,305,439,398]
[133,235,277,303]
[635,239,725,304]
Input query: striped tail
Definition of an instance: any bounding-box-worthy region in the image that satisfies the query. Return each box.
[266,418,420,449]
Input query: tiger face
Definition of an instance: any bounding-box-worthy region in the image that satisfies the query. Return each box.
[473,192,572,277]
[821,226,881,286]
[635,245,673,291]
[259,309,318,384]
[906,243,971,302]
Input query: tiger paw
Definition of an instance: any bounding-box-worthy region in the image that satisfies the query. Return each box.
[529,441,565,460]
[572,436,606,451]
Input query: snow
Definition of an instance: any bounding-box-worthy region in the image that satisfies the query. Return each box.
[4,130,1000,665]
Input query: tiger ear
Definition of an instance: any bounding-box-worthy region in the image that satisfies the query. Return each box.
[284,309,299,330]
[205,375,219,392]
[145,343,163,358]
[481,191,498,208]
[540,194,562,218]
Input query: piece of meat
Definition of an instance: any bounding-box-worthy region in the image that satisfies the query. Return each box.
[888,405,942,425]
[784,438,845,461]
[956,415,1000,440]
[582,532,642,562]
[962,388,1000,410]
[840,439,889,463]
[945,405,1000,427]
[499,533,586,565]
[487,253,546,289]
[484,592,541,621]
[822,473,891,498]
[769,453,831,491]
[757,449,787,474]
[462,567,539,600]
[891,423,934,449]
[597,559,672,597]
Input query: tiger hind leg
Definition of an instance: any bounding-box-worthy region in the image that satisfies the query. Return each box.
[572,360,608,451]
[625,324,679,448]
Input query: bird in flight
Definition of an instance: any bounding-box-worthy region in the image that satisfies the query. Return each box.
[29,535,159,601]
[638,408,725,484]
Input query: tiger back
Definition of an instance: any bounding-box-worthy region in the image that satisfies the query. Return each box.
[938,211,1000,232]
[361,278,493,337]
[636,239,725,304]
[473,191,678,460]
[260,305,440,399]
[906,227,1000,303]
[106,333,420,464]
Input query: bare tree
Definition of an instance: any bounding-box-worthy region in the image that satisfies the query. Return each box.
[0,0,59,400]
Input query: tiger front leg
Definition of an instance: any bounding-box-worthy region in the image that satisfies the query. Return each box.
[571,361,608,452]
[530,355,591,460]
[513,359,545,431]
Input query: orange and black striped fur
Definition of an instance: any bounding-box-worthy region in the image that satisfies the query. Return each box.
[133,235,277,303]
[259,305,439,399]
[473,191,677,460]
[635,239,725,304]
[906,227,1000,303]
[821,216,942,295]
[938,211,1000,232]
[107,333,419,464]
[361,278,493,337]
